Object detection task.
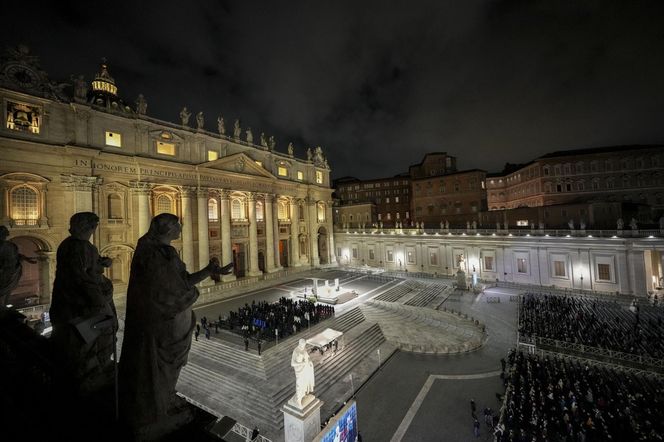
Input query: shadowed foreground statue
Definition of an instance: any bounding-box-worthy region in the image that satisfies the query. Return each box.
[0,225,37,309]
[49,212,117,397]
[289,338,316,408]
[119,213,231,438]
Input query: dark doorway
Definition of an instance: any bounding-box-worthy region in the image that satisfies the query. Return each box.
[232,243,246,277]
[279,239,289,267]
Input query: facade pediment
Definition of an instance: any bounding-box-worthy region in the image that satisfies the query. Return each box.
[201,153,275,179]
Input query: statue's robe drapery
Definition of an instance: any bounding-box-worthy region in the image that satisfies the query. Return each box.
[119,234,199,426]
[0,240,22,306]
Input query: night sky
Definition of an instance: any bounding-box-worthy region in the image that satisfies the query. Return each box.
[3,1,664,180]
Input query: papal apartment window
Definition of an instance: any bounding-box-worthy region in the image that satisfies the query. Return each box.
[297,171,304,181]
[6,101,41,134]
[597,263,611,281]
[208,198,219,222]
[278,166,288,177]
[105,131,122,147]
[10,186,39,225]
[316,171,323,184]
[207,150,219,161]
[157,141,176,156]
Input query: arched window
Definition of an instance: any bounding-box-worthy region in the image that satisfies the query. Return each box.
[299,203,305,221]
[231,199,244,220]
[155,194,174,215]
[278,201,288,220]
[256,201,264,221]
[108,194,123,219]
[317,202,326,222]
[208,198,218,222]
[10,186,39,225]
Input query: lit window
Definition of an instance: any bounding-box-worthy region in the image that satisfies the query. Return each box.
[108,194,123,219]
[297,171,304,180]
[207,150,218,161]
[278,166,288,177]
[316,171,323,184]
[155,194,174,215]
[10,186,39,225]
[105,131,122,147]
[157,141,176,156]
[278,201,289,220]
[597,264,611,281]
[6,101,41,134]
[231,199,244,219]
[208,198,219,221]
[317,202,326,222]
[516,220,528,226]
[407,250,416,264]
[517,258,528,274]
[256,201,264,221]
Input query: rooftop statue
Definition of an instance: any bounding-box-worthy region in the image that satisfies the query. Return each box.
[246,128,254,144]
[136,94,147,115]
[180,106,191,127]
[287,142,294,157]
[630,218,638,230]
[617,218,624,230]
[233,119,241,139]
[119,214,232,436]
[289,338,315,408]
[217,116,226,135]
[268,135,276,150]
[307,148,312,161]
[196,111,204,130]
[260,132,268,147]
[72,74,88,103]
[49,212,117,397]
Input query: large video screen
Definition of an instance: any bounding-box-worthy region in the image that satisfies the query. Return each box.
[314,400,358,442]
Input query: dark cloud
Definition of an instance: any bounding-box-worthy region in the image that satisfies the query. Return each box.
[3,1,664,179]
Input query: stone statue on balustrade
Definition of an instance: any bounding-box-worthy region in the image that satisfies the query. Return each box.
[466,221,471,231]
[119,213,233,437]
[136,94,148,115]
[246,128,254,144]
[233,119,242,139]
[288,142,294,157]
[440,221,444,230]
[568,219,575,230]
[307,148,313,161]
[472,220,477,230]
[49,213,117,398]
[445,220,449,230]
[617,218,624,230]
[71,74,88,103]
[217,116,226,135]
[260,132,268,147]
[0,226,37,309]
[268,135,276,150]
[630,218,638,230]
[289,339,315,408]
[579,219,586,230]
[196,111,204,130]
[180,106,191,126]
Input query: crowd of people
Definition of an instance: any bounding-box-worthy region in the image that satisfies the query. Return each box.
[519,293,664,359]
[222,297,335,341]
[495,349,664,441]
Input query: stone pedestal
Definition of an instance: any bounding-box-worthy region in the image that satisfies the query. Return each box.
[456,269,467,290]
[282,397,323,442]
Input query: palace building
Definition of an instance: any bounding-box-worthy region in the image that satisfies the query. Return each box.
[0,46,335,309]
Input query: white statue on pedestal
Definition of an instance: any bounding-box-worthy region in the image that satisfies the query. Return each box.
[290,339,315,408]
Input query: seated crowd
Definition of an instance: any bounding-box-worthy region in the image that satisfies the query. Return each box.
[519,294,664,359]
[223,297,335,341]
[496,350,664,442]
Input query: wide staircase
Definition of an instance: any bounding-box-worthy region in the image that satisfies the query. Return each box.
[373,282,411,302]
[404,283,448,307]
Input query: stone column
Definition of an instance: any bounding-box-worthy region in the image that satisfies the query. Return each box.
[197,189,210,274]
[180,187,195,270]
[326,203,337,265]
[308,198,320,266]
[247,193,261,276]
[219,190,235,281]
[273,196,282,269]
[37,251,56,305]
[130,181,152,238]
[290,199,301,267]
[264,194,277,273]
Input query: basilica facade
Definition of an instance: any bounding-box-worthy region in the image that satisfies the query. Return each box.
[0,47,335,308]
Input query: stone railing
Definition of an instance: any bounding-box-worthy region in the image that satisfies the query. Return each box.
[335,227,664,239]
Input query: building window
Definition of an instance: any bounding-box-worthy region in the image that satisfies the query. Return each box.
[352,247,358,259]
[207,150,218,161]
[105,131,122,147]
[316,171,323,184]
[108,194,123,219]
[386,250,393,262]
[517,258,528,274]
[297,171,304,181]
[543,166,550,176]
[231,199,245,220]
[155,194,174,215]
[377,213,382,221]
[553,261,566,277]
[278,166,288,177]
[6,101,41,134]
[429,250,438,266]
[10,186,39,225]
[597,263,611,281]
[255,201,264,221]
[484,256,494,271]
[317,202,326,222]
[278,201,289,220]
[157,141,176,156]
[369,249,375,260]
[208,198,219,221]
[407,250,416,264]
[516,220,528,226]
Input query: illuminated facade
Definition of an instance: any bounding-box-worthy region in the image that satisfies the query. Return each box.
[0,46,336,308]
